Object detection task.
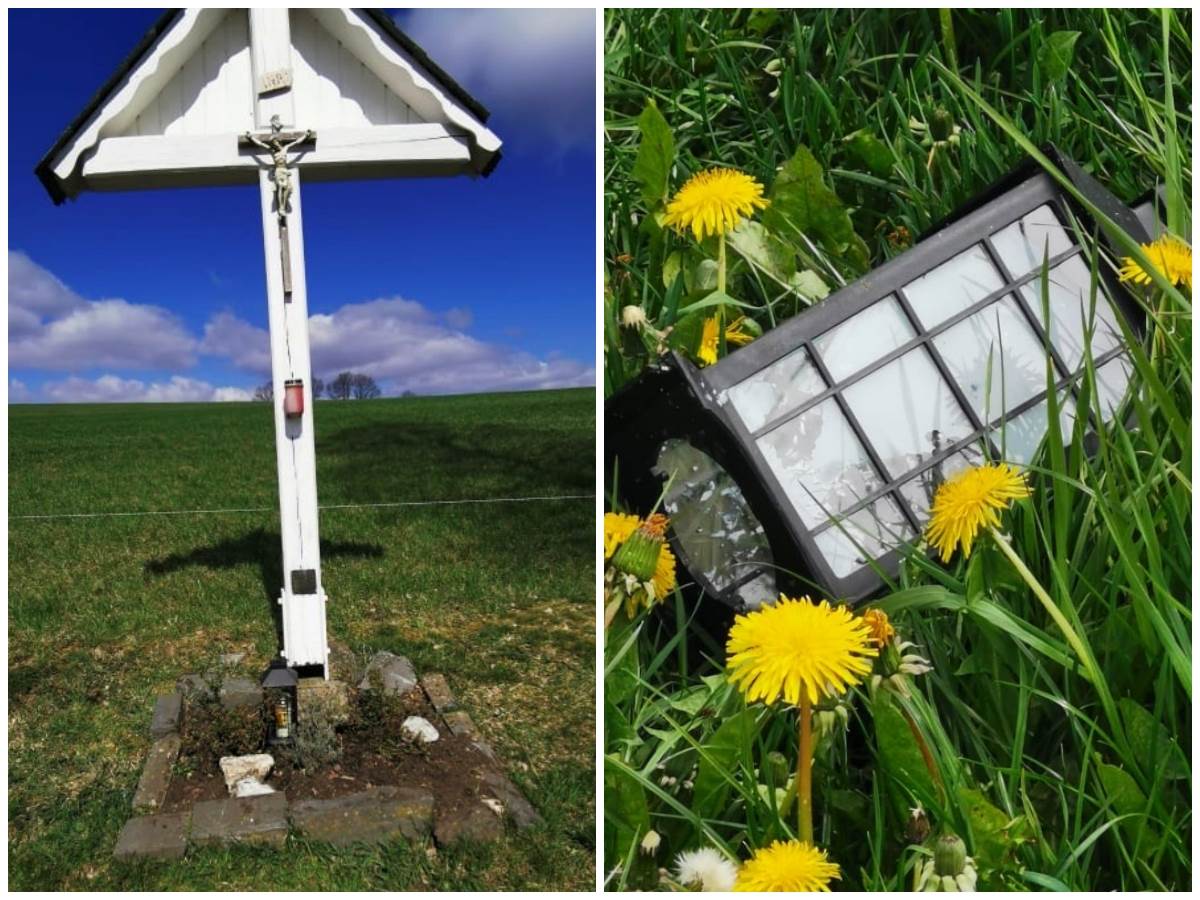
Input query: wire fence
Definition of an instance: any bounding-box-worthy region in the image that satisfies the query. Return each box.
[9,493,596,522]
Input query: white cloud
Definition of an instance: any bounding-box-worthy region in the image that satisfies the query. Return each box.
[41,375,251,404]
[201,297,593,395]
[10,379,31,402]
[401,8,595,150]
[201,311,272,376]
[444,306,473,330]
[9,251,197,370]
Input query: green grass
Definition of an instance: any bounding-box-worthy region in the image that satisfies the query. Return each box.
[9,388,596,891]
[604,8,1190,893]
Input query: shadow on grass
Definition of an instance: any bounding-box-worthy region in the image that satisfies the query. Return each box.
[143,528,384,642]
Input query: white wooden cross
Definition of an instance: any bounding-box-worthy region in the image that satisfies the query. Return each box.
[37,8,502,678]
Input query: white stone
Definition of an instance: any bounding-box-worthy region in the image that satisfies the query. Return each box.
[401,716,440,743]
[219,754,275,793]
[235,777,277,798]
[481,797,504,817]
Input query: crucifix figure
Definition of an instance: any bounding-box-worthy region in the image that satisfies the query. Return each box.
[240,115,315,295]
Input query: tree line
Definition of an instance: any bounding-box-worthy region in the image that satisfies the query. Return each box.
[253,372,383,401]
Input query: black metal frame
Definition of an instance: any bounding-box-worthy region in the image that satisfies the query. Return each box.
[607,150,1150,609]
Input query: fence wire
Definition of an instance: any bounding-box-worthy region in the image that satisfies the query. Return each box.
[10,493,595,521]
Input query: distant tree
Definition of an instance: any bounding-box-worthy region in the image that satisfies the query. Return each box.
[401,389,417,398]
[311,376,324,399]
[351,373,381,400]
[328,372,354,400]
[253,381,274,401]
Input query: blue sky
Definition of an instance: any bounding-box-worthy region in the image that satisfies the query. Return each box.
[8,8,596,402]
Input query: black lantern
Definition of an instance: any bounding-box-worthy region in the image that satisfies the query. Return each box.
[261,657,299,746]
[607,150,1149,611]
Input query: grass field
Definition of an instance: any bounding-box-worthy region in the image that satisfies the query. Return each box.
[9,388,595,891]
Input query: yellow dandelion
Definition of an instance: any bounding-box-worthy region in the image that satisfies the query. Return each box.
[604,511,639,559]
[726,595,877,707]
[698,317,720,366]
[734,840,841,892]
[725,315,756,347]
[1119,234,1192,290]
[663,167,769,241]
[925,462,1030,563]
[861,608,895,648]
[652,541,677,599]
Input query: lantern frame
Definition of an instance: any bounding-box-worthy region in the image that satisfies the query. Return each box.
[607,149,1151,610]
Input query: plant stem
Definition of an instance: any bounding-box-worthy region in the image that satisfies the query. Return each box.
[939,9,958,72]
[797,694,814,844]
[717,231,727,295]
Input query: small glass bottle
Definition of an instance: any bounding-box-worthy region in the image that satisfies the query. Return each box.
[273,695,292,741]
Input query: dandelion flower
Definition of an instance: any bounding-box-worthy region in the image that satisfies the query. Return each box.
[652,541,677,599]
[861,608,895,648]
[604,512,640,559]
[925,463,1030,562]
[621,305,649,329]
[1118,234,1192,290]
[697,316,720,366]
[674,847,738,892]
[734,840,840,892]
[664,167,769,241]
[726,595,876,707]
[725,315,757,347]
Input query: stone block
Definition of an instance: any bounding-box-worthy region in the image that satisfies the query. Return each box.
[479,769,543,830]
[113,812,190,861]
[359,651,417,696]
[291,786,433,847]
[219,677,263,711]
[420,673,457,713]
[132,734,181,814]
[443,710,477,738]
[150,692,183,738]
[297,677,352,726]
[191,794,289,848]
[434,799,504,847]
[219,754,274,793]
[176,673,211,698]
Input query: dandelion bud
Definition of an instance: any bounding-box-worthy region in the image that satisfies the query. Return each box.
[930,107,955,142]
[764,750,789,787]
[621,305,648,329]
[641,829,661,855]
[906,806,931,844]
[934,834,967,878]
[611,523,663,581]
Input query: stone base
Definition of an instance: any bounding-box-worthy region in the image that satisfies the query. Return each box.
[115,655,539,860]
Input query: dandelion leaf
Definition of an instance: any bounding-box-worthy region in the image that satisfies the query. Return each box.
[843,128,896,177]
[871,692,936,812]
[727,219,797,284]
[957,786,1030,878]
[692,706,757,821]
[603,755,653,880]
[632,100,675,208]
[1038,31,1081,83]
[1118,699,1188,780]
[763,145,870,273]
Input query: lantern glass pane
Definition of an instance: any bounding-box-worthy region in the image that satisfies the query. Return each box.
[814,495,913,578]
[933,295,1051,421]
[1019,255,1123,370]
[897,446,985,520]
[738,572,780,611]
[814,295,916,382]
[726,346,826,433]
[654,439,775,594]
[1093,355,1132,417]
[994,393,1077,464]
[904,245,1005,328]
[991,204,1074,276]
[757,398,884,527]
[842,348,974,480]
